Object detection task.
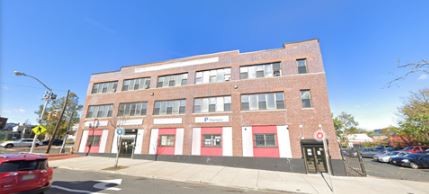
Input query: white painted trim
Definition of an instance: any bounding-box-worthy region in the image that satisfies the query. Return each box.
[134,129,144,154]
[98,130,109,153]
[111,131,118,153]
[148,129,159,155]
[242,126,253,157]
[175,128,184,155]
[153,118,182,124]
[117,118,144,126]
[135,57,219,73]
[277,125,292,158]
[222,127,233,156]
[78,130,89,153]
[191,128,201,155]
[84,120,108,127]
[195,116,229,123]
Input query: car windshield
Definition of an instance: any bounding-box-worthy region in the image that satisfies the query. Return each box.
[0,159,47,172]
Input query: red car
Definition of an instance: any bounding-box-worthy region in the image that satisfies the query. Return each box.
[0,153,53,194]
[402,146,429,153]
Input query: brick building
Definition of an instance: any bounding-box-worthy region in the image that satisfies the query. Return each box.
[74,39,346,175]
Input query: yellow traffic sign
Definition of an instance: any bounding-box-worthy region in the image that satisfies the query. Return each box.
[32,125,47,135]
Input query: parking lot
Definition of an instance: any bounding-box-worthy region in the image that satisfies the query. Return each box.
[363,158,429,182]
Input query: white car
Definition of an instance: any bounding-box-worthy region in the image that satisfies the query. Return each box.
[1,138,41,148]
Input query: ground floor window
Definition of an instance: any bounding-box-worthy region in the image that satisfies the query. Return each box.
[159,135,175,146]
[203,134,222,147]
[254,134,276,147]
[86,135,101,146]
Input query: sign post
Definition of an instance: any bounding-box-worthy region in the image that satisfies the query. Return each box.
[114,128,124,168]
[313,129,332,175]
[30,125,47,153]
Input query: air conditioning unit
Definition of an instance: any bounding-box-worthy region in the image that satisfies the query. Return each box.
[274,70,281,77]
[224,76,231,81]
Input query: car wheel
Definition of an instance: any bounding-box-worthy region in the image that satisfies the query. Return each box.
[5,144,13,148]
[410,162,419,169]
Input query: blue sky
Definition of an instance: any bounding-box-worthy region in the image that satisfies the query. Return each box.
[1,0,428,129]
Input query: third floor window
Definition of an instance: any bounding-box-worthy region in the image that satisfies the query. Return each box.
[241,92,285,111]
[122,77,151,91]
[195,68,231,84]
[297,59,308,74]
[194,96,231,113]
[153,99,186,115]
[240,62,281,80]
[117,102,147,117]
[91,81,118,94]
[86,104,113,118]
[157,73,188,88]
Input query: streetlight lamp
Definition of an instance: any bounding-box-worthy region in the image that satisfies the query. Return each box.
[14,70,57,153]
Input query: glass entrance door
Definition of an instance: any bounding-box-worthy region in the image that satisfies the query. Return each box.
[119,136,135,158]
[303,145,327,173]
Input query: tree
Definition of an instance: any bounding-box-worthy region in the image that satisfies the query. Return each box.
[333,112,359,145]
[387,59,428,87]
[396,88,429,145]
[35,92,83,137]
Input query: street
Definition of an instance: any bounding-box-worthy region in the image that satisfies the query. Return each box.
[363,158,429,182]
[47,168,286,194]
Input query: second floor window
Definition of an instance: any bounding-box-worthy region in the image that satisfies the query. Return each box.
[153,99,186,115]
[195,68,231,84]
[91,81,118,94]
[297,59,308,74]
[254,134,276,147]
[300,89,312,108]
[240,62,281,79]
[241,92,284,111]
[122,77,151,91]
[157,73,188,88]
[117,102,147,116]
[194,96,231,113]
[86,104,113,118]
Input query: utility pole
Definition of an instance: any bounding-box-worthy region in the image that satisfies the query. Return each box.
[46,90,70,154]
[59,110,75,153]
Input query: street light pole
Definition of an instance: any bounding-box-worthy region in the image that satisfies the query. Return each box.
[14,71,56,153]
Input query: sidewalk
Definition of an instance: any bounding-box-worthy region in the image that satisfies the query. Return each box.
[50,156,429,194]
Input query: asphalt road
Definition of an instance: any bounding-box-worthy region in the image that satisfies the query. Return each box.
[46,168,288,194]
[363,158,429,182]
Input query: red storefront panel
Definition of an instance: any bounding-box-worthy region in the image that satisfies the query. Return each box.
[85,129,103,153]
[157,128,176,155]
[252,125,279,158]
[201,127,223,156]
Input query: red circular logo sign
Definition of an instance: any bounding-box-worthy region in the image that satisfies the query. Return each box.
[313,130,325,141]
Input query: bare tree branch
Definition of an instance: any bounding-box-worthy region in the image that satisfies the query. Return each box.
[386,59,429,88]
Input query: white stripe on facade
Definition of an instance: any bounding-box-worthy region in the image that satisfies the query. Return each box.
[222,127,233,156]
[148,129,159,155]
[78,130,89,152]
[241,126,253,157]
[175,128,184,155]
[117,118,144,126]
[98,129,109,153]
[277,125,292,158]
[134,129,144,154]
[111,131,118,153]
[135,57,219,73]
[191,128,201,155]
[84,120,108,127]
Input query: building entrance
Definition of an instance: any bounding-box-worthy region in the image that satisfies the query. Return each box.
[302,141,327,173]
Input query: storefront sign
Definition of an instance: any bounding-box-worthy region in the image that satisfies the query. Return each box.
[195,116,229,123]
[153,118,182,124]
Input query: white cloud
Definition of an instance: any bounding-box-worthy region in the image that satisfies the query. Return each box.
[418,74,428,80]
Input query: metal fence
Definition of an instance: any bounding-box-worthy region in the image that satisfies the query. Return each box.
[341,148,367,176]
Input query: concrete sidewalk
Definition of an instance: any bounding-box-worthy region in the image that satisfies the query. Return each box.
[50,156,429,194]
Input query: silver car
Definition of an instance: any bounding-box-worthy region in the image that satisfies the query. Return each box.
[0,138,41,148]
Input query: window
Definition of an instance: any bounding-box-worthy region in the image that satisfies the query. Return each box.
[300,90,312,108]
[153,99,186,115]
[195,68,231,84]
[203,134,222,147]
[0,160,48,172]
[193,96,231,113]
[86,104,113,118]
[254,134,276,147]
[297,59,308,74]
[159,135,175,146]
[122,77,150,91]
[241,92,285,111]
[117,102,147,116]
[239,62,281,80]
[86,135,101,146]
[157,73,188,88]
[91,81,118,94]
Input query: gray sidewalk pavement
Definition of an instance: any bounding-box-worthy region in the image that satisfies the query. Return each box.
[50,156,429,194]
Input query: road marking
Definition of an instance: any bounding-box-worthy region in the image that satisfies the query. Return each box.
[93,179,122,191]
[51,185,107,194]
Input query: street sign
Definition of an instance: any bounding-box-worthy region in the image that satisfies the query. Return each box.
[32,125,47,135]
[116,128,124,136]
[313,129,325,141]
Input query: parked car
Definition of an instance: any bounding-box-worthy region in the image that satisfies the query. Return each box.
[401,146,429,153]
[360,148,378,158]
[402,154,429,169]
[390,153,424,166]
[42,139,63,146]
[375,151,407,163]
[0,153,53,193]
[0,138,41,148]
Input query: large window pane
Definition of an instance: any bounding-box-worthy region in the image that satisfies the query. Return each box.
[92,81,118,94]
[241,95,249,110]
[297,59,308,74]
[300,90,312,108]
